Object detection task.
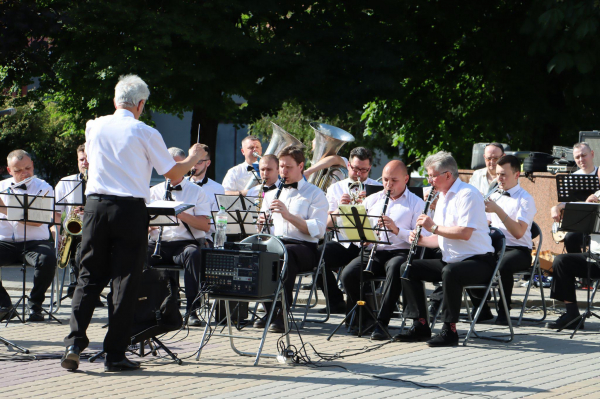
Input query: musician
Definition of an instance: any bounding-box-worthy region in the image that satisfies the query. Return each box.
[469,143,505,194]
[339,160,425,340]
[319,147,381,314]
[246,154,280,198]
[255,145,328,333]
[62,74,207,372]
[469,155,537,325]
[0,150,61,322]
[397,151,495,346]
[187,144,224,246]
[551,142,598,253]
[222,136,262,195]
[149,147,211,327]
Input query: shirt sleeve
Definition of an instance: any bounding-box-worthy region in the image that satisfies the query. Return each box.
[194,190,211,217]
[326,185,339,212]
[145,127,177,176]
[455,189,484,228]
[305,189,328,238]
[222,168,237,192]
[515,195,537,226]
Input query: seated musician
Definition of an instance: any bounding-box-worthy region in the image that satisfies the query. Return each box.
[246,154,280,200]
[320,147,382,314]
[256,145,328,333]
[0,150,61,322]
[148,147,211,327]
[551,142,598,253]
[469,155,537,325]
[222,136,262,196]
[339,160,425,340]
[469,143,505,194]
[397,151,495,346]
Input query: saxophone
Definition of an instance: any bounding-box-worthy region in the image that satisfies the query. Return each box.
[57,171,86,269]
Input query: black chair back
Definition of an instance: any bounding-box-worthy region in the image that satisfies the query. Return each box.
[531,221,541,240]
[489,227,506,260]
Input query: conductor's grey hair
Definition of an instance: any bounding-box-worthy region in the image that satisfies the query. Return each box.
[423,151,459,178]
[168,147,186,159]
[114,74,150,107]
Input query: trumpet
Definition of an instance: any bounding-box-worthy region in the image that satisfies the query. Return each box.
[252,151,262,161]
[401,188,439,280]
[348,180,364,205]
[364,190,391,275]
[483,180,500,201]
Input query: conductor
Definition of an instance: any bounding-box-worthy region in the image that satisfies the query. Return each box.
[61,75,207,372]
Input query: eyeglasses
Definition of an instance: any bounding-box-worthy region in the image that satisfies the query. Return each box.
[426,170,449,180]
[348,164,371,173]
[484,156,501,161]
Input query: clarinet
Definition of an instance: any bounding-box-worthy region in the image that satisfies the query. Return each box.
[400,188,439,280]
[364,190,391,275]
[151,179,172,259]
[261,177,285,234]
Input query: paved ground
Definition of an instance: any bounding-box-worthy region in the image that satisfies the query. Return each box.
[1,268,600,398]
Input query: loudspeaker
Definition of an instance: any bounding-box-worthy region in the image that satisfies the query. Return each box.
[471,143,511,169]
[579,131,600,167]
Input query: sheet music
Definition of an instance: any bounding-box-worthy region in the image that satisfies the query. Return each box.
[337,204,378,242]
[7,195,55,223]
[147,200,193,215]
[215,194,258,212]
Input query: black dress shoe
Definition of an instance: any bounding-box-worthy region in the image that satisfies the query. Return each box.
[27,310,44,322]
[495,312,510,326]
[545,312,584,330]
[61,345,81,370]
[393,323,432,342]
[0,306,11,321]
[370,325,391,341]
[427,329,459,347]
[471,305,494,323]
[104,357,141,372]
[187,312,203,327]
[268,317,286,333]
[318,301,346,314]
[253,315,268,329]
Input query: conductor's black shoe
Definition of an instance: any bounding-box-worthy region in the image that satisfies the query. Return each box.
[426,329,459,347]
[188,312,203,327]
[545,312,584,330]
[27,310,44,322]
[471,305,494,323]
[393,323,432,342]
[104,357,141,372]
[318,301,346,314]
[61,345,81,371]
[370,325,390,341]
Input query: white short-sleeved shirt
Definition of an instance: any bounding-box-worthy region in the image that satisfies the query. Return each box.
[434,178,494,263]
[55,173,85,228]
[363,188,427,251]
[187,176,225,238]
[573,166,598,175]
[487,184,537,248]
[469,168,493,194]
[149,179,211,242]
[222,162,258,192]
[0,177,54,242]
[260,179,328,243]
[85,109,176,202]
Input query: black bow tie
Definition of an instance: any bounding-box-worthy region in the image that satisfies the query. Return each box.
[247,165,255,172]
[195,176,209,187]
[282,182,298,190]
[501,191,511,197]
[11,182,26,190]
[263,184,278,192]
[167,185,183,191]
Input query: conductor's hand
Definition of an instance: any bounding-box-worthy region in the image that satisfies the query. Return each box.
[416,214,435,232]
[189,144,207,162]
[587,194,600,203]
[270,199,290,220]
[339,193,352,205]
[378,215,399,235]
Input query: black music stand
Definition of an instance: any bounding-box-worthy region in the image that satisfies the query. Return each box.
[327,205,391,340]
[556,174,600,203]
[211,209,265,237]
[3,191,60,324]
[557,203,600,337]
[215,194,259,239]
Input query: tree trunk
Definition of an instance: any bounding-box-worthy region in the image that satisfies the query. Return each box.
[190,106,219,181]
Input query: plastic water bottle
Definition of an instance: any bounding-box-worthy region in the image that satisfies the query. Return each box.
[215,206,228,249]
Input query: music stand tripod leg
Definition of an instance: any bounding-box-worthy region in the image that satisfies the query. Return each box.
[0,335,29,354]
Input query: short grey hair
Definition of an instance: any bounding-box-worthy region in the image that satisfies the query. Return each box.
[7,149,31,163]
[423,151,459,178]
[168,147,186,159]
[114,74,150,107]
[573,142,592,152]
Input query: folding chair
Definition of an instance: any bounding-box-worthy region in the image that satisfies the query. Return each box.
[291,232,331,328]
[196,234,290,366]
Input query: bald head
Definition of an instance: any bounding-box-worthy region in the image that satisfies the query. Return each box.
[381,160,409,199]
[383,160,408,177]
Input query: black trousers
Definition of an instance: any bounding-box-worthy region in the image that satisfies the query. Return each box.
[340,249,409,325]
[401,253,495,323]
[469,246,532,311]
[147,240,203,312]
[0,239,56,309]
[64,196,148,362]
[564,232,585,254]
[317,241,360,304]
[551,253,600,303]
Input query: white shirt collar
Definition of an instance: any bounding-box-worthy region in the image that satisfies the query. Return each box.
[505,183,521,196]
[114,109,135,118]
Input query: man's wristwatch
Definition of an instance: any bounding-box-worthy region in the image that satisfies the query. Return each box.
[431,224,438,234]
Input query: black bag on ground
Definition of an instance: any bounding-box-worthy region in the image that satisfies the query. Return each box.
[523,152,556,173]
[131,269,183,344]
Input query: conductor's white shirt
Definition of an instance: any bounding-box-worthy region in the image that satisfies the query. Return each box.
[0,177,54,242]
[149,179,211,242]
[487,184,537,249]
[222,162,257,192]
[434,178,494,263]
[85,109,176,202]
[260,179,328,243]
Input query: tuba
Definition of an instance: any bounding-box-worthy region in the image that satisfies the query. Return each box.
[243,122,305,191]
[307,122,355,191]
